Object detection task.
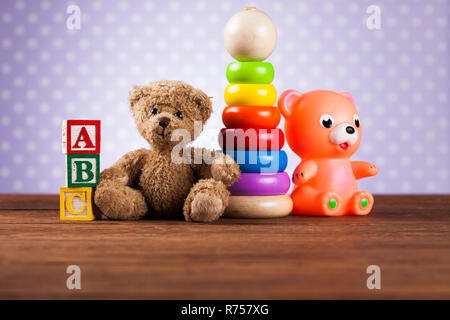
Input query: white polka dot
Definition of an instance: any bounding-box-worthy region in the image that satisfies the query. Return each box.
[13,154,24,164]
[39,180,49,191]
[2,13,12,23]
[0,167,9,178]
[26,167,36,178]
[13,180,23,191]
[13,128,24,139]
[401,182,411,192]
[413,169,424,179]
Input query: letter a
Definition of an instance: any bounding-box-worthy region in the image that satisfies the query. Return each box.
[66,5,81,30]
[73,127,95,149]
[66,265,81,290]
[366,265,381,289]
[366,5,381,30]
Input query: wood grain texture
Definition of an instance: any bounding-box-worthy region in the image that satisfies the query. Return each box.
[0,194,449,299]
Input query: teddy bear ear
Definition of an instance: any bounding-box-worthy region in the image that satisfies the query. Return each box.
[338,91,355,105]
[277,90,303,119]
[129,85,146,109]
[192,89,212,123]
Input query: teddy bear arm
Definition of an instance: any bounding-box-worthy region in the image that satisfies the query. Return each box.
[189,148,240,186]
[188,147,214,180]
[94,149,149,220]
[98,148,148,187]
[351,161,378,180]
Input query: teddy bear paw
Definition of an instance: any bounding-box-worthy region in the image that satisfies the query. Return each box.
[211,155,240,186]
[189,193,224,222]
[319,192,342,216]
[350,191,374,215]
[94,186,148,220]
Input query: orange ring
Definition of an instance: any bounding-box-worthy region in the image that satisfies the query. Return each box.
[222,105,281,129]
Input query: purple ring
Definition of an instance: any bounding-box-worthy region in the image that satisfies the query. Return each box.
[228,172,291,196]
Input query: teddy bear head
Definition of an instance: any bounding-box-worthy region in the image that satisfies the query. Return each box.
[129,80,212,152]
[278,90,362,159]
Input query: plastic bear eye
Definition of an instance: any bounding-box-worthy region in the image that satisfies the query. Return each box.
[353,114,360,128]
[174,111,183,120]
[151,108,158,115]
[320,114,334,128]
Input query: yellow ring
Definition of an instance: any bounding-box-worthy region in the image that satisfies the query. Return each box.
[224,84,277,106]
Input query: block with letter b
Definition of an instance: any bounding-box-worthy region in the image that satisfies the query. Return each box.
[60,187,94,221]
[62,120,101,154]
[66,154,100,187]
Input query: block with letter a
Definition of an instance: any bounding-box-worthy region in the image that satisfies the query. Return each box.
[60,187,95,221]
[62,120,101,154]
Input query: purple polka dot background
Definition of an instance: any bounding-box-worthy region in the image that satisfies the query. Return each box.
[0,0,448,194]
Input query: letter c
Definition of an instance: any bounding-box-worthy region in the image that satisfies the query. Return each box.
[66,192,86,215]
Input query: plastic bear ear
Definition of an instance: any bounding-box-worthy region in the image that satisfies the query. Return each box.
[278,90,303,119]
[339,92,355,105]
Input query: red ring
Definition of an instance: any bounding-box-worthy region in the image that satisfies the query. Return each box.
[219,128,285,151]
[222,105,281,129]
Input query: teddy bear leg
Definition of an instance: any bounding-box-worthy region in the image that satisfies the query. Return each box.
[94,185,148,220]
[349,191,374,215]
[183,179,229,222]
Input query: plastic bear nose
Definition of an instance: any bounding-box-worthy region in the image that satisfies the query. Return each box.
[346,126,355,134]
[159,117,170,128]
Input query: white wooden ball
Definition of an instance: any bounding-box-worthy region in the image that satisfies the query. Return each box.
[224,7,277,62]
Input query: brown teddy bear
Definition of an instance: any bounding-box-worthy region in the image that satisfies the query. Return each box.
[94,80,240,222]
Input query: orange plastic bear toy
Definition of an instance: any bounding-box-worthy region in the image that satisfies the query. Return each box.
[278,90,378,216]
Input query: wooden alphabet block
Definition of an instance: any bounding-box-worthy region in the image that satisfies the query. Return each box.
[62,120,101,154]
[66,154,100,188]
[60,187,95,221]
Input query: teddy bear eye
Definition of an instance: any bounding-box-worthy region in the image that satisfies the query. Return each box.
[174,111,183,120]
[353,114,360,128]
[151,108,158,115]
[320,114,334,128]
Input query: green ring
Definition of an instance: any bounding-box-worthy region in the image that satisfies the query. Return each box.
[226,62,275,84]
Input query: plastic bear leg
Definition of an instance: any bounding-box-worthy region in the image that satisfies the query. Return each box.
[291,186,342,216]
[349,191,374,215]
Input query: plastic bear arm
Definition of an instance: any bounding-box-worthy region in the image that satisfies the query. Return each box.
[351,161,378,180]
[292,161,318,185]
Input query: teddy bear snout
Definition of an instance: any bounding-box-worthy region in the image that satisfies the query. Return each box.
[158,117,171,128]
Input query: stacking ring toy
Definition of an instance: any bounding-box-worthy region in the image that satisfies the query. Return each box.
[226,62,274,84]
[224,84,277,106]
[222,105,281,129]
[228,172,291,196]
[219,128,285,151]
[224,150,288,173]
[224,195,293,218]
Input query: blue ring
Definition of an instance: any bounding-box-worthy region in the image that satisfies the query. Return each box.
[223,150,288,173]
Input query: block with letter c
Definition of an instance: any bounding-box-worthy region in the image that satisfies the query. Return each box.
[60,187,95,221]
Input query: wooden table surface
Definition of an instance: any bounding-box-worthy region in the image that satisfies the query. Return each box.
[0,194,449,299]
